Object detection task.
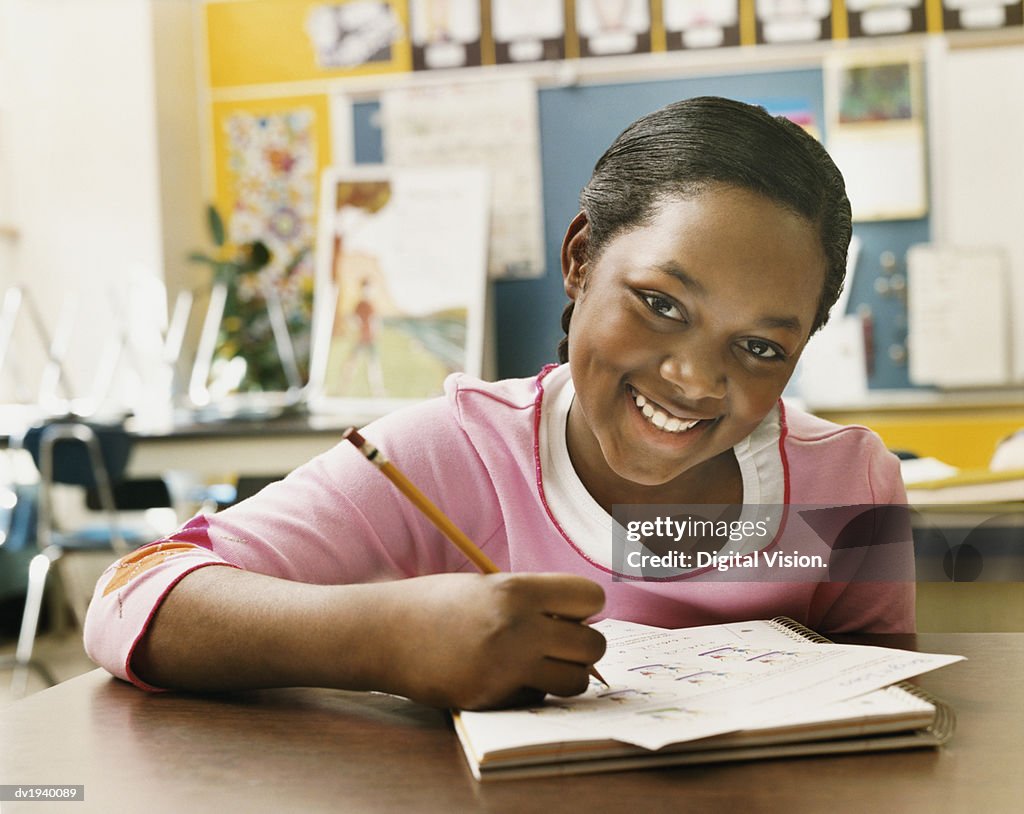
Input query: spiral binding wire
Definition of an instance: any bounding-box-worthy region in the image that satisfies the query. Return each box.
[768,616,957,745]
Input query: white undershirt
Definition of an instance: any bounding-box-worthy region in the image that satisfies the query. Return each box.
[537,365,785,574]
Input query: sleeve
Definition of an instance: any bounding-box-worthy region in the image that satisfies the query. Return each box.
[83,392,507,689]
[808,441,917,635]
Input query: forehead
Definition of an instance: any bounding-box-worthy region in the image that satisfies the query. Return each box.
[600,186,826,296]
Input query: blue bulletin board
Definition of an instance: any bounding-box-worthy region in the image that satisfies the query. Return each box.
[353,67,928,391]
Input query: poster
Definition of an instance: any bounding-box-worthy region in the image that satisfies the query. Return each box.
[311,166,489,413]
[755,0,832,44]
[409,0,483,69]
[305,1,406,70]
[380,79,546,279]
[825,54,928,221]
[575,0,653,57]
[941,0,1024,31]
[845,0,927,38]
[663,0,741,50]
[491,0,566,63]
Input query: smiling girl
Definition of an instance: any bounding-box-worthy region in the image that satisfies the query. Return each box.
[84,97,914,710]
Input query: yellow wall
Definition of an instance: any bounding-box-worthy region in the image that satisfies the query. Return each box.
[815,406,1024,468]
[204,0,411,87]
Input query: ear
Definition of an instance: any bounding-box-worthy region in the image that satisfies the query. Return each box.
[560,212,591,301]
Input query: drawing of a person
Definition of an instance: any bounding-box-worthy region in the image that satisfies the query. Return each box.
[339,276,386,398]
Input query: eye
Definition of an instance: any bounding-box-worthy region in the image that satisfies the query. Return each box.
[741,339,786,361]
[640,292,685,322]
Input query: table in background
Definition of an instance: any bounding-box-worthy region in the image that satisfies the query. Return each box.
[0,409,362,480]
[0,633,1020,813]
[126,414,356,479]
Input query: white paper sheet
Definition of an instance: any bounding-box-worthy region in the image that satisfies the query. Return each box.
[907,244,1011,387]
[380,79,545,280]
[460,618,963,752]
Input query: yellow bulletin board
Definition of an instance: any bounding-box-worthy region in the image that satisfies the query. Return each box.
[209,94,332,247]
[204,0,412,88]
[207,94,333,390]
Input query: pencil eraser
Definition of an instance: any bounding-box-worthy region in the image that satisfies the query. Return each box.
[343,427,366,447]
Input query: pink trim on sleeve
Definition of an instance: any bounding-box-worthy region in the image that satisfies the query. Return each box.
[122,560,239,692]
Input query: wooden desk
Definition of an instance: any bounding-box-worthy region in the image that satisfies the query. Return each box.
[0,634,1020,813]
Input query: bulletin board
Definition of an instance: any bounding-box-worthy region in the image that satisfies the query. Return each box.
[935,44,1024,383]
[352,68,930,390]
[204,0,412,86]
[200,0,1024,394]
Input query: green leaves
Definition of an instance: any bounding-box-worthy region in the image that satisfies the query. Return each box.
[207,203,226,247]
[186,250,218,267]
[243,240,271,271]
[188,205,272,280]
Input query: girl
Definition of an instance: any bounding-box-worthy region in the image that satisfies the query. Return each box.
[84,97,914,711]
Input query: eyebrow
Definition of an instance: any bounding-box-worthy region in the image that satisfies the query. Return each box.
[651,261,806,336]
[653,262,706,297]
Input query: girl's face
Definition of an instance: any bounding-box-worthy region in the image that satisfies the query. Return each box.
[562,185,826,501]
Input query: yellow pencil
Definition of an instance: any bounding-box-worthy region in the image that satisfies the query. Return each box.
[343,427,608,688]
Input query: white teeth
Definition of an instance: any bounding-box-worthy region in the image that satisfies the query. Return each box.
[631,390,703,434]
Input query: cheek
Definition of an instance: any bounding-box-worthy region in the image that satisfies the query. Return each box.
[732,367,792,417]
[571,299,655,367]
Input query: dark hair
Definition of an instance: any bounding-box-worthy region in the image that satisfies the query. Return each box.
[558,96,851,363]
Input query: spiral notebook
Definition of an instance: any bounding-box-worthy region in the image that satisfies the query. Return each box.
[454,617,961,781]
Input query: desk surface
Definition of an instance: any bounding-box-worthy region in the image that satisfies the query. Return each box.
[1,633,1021,813]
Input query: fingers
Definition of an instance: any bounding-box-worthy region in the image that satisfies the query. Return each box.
[528,658,595,699]
[495,572,605,621]
[496,686,547,709]
[541,614,607,667]
[452,573,609,709]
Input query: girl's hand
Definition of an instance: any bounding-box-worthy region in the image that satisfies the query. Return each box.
[381,572,606,710]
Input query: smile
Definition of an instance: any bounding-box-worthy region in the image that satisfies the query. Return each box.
[630,389,705,434]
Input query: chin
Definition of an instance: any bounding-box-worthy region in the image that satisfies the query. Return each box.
[607,455,692,490]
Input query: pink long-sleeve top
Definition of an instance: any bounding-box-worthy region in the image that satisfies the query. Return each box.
[84,365,915,689]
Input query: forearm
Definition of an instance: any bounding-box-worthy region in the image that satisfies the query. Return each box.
[130,568,606,709]
[130,566,411,693]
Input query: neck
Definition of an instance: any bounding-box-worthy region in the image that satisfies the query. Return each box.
[568,437,743,514]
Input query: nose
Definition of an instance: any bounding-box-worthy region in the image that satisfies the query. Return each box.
[659,346,727,401]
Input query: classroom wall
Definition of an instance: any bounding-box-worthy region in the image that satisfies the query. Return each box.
[352,68,934,387]
[0,0,204,409]
[502,71,830,380]
[197,6,1024,397]
[932,43,1024,381]
[2,2,1022,414]
[0,0,160,401]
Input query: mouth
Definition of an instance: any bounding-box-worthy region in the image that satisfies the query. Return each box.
[629,386,714,435]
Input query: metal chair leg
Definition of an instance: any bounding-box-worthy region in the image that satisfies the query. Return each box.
[10,548,61,696]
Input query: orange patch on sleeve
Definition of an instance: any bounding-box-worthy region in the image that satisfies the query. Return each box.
[102,542,206,597]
